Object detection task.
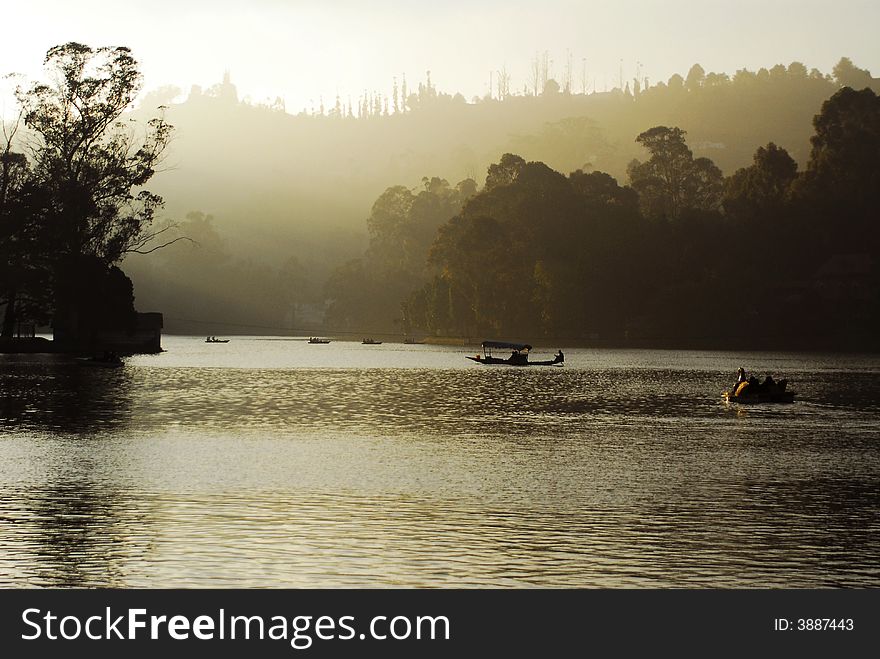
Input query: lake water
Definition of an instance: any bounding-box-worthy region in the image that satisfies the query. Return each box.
[1,336,878,587]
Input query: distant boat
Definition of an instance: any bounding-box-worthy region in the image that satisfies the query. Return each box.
[403,337,423,344]
[205,336,230,343]
[466,341,564,367]
[308,337,331,344]
[362,338,383,345]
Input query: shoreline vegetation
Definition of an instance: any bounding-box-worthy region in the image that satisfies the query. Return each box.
[2,333,875,355]
[320,87,879,353]
[2,45,879,354]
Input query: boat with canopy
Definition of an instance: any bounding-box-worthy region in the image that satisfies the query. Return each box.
[466,341,564,366]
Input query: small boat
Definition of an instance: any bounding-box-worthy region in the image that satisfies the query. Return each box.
[466,341,564,367]
[308,337,331,344]
[723,372,796,404]
[205,336,230,343]
[362,338,383,345]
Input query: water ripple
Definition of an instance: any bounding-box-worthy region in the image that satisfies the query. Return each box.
[1,342,879,587]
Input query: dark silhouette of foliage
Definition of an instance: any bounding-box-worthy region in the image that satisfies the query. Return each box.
[0,139,53,336]
[118,55,879,337]
[324,176,475,333]
[17,42,173,265]
[793,86,880,256]
[380,88,880,348]
[54,257,137,339]
[724,142,798,220]
[685,64,706,91]
[485,153,526,190]
[802,87,880,208]
[408,156,649,338]
[832,57,879,92]
[110,60,880,347]
[2,43,174,339]
[627,126,723,219]
[4,48,873,346]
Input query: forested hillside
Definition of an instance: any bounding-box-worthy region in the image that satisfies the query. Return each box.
[122,58,879,342]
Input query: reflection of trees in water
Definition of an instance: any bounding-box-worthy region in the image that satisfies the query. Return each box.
[0,359,148,585]
[24,472,158,587]
[0,357,133,434]
[28,480,128,587]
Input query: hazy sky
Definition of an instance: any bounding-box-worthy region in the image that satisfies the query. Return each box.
[2,0,878,112]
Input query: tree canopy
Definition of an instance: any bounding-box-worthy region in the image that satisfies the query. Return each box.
[17,42,172,264]
[345,92,880,348]
[627,126,723,220]
[1,42,173,338]
[724,142,798,220]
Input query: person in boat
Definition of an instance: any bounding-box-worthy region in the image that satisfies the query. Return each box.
[738,375,760,397]
[761,375,786,394]
[555,349,564,363]
[732,368,748,396]
[507,350,528,365]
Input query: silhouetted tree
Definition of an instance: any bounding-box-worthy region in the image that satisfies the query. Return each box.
[8,42,174,340]
[420,156,650,337]
[805,87,880,194]
[485,153,525,190]
[787,61,808,78]
[366,185,415,272]
[832,57,876,90]
[732,69,757,86]
[429,214,518,335]
[685,64,705,91]
[628,126,723,219]
[724,142,798,219]
[456,178,478,200]
[685,157,724,211]
[795,87,880,251]
[769,64,787,79]
[569,170,639,211]
[17,43,173,266]
[668,73,685,91]
[0,119,53,336]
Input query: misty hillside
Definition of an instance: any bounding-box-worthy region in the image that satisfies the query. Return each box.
[140,59,875,239]
[123,58,879,334]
